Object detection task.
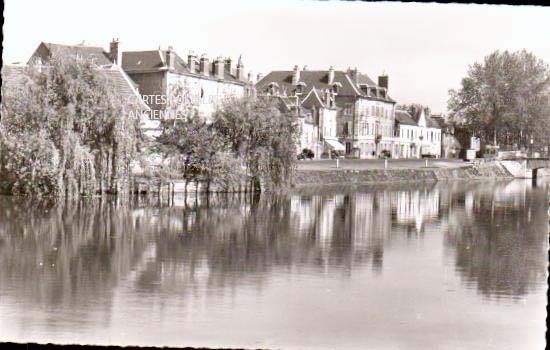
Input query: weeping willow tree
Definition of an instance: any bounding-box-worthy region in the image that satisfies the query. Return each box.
[0,57,143,197]
[212,97,300,192]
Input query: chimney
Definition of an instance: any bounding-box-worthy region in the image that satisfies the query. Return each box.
[166,46,175,71]
[188,50,197,73]
[303,65,308,71]
[347,67,359,84]
[200,54,210,76]
[257,73,264,82]
[236,55,245,81]
[224,57,232,74]
[378,75,388,90]
[328,66,335,85]
[214,56,224,79]
[292,65,300,85]
[109,38,121,65]
[247,71,253,82]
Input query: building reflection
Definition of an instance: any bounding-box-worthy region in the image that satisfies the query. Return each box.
[0,178,547,324]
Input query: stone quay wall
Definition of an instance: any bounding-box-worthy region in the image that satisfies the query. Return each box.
[293,162,514,187]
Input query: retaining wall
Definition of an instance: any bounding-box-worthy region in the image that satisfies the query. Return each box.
[294,162,513,187]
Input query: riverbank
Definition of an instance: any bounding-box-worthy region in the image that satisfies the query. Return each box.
[293,161,513,187]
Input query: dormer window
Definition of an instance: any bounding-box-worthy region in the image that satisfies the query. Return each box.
[332,82,342,94]
[295,81,307,96]
[267,82,280,96]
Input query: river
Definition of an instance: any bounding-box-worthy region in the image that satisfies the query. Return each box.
[0,179,547,349]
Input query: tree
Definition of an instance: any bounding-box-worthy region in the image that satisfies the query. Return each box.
[212,97,299,191]
[154,81,244,193]
[0,57,143,197]
[448,50,550,153]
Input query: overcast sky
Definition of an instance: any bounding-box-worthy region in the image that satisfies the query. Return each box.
[3,0,550,112]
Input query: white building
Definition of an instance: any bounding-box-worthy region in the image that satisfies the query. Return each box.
[122,45,253,130]
[394,109,442,158]
[300,88,340,158]
[256,66,396,159]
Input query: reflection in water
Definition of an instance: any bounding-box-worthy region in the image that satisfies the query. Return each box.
[0,179,547,349]
[443,180,548,299]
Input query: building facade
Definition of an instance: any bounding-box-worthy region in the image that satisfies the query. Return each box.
[121,46,253,126]
[394,109,442,158]
[256,66,396,158]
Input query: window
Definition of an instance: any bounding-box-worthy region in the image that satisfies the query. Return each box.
[344,103,353,115]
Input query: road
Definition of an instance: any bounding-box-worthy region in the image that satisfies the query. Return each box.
[297,158,469,171]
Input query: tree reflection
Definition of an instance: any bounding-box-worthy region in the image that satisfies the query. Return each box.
[0,178,547,321]
[443,180,548,299]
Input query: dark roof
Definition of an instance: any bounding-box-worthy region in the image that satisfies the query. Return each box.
[121,50,248,86]
[256,69,395,103]
[29,42,113,66]
[4,63,148,112]
[356,72,376,86]
[301,88,326,109]
[395,110,417,126]
[122,50,165,71]
[429,116,447,129]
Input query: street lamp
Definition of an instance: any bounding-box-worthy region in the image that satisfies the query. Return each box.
[530,138,534,157]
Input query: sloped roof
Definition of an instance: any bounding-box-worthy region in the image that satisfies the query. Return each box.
[395,110,417,126]
[122,50,165,71]
[29,42,113,66]
[256,69,395,103]
[301,88,327,109]
[356,72,376,86]
[429,116,447,129]
[102,64,149,111]
[121,50,248,86]
[26,42,148,111]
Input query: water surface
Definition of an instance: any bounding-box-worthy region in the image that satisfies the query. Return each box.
[0,179,548,349]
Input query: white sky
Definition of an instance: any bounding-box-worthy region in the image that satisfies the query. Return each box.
[3,0,550,113]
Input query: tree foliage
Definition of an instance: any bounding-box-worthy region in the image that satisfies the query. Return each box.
[212,97,299,191]
[0,57,143,197]
[448,50,550,152]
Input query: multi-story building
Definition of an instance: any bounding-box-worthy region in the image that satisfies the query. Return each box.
[300,88,339,157]
[121,45,253,126]
[394,110,418,158]
[256,66,396,158]
[394,109,442,158]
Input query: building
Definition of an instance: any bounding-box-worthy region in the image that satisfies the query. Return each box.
[256,66,396,158]
[27,40,150,114]
[300,88,340,157]
[430,114,462,158]
[394,110,418,158]
[393,109,442,158]
[121,46,253,125]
